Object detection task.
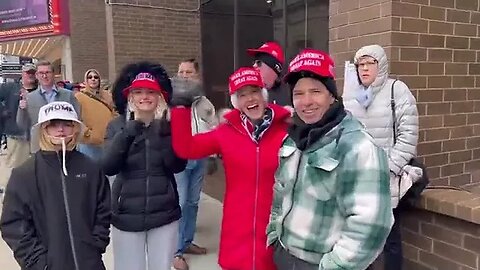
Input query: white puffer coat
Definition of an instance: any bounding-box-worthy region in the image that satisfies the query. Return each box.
[343,45,419,208]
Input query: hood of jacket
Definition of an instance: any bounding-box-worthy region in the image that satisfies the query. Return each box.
[354,44,389,95]
[82,69,101,95]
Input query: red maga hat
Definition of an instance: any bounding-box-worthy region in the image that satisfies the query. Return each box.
[123,72,168,100]
[247,41,285,65]
[284,49,335,84]
[228,67,264,95]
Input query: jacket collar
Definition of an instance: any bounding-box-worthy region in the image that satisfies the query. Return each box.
[284,113,364,153]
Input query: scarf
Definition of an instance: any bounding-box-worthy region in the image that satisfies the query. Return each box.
[288,100,347,151]
[355,85,374,108]
[241,107,274,143]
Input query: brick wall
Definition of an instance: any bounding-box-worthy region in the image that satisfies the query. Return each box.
[329,0,394,90]
[108,0,201,79]
[402,207,480,270]
[329,0,480,187]
[68,0,109,82]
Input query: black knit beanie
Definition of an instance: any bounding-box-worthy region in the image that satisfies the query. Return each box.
[255,53,283,76]
[287,71,338,99]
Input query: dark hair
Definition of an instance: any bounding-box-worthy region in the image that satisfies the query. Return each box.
[181,58,200,72]
[112,61,172,115]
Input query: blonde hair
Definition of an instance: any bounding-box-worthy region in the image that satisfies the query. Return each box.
[39,121,81,151]
[127,91,170,121]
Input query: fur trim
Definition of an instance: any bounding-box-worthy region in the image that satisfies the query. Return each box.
[112,61,172,115]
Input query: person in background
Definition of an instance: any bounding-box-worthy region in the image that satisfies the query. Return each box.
[16,60,80,154]
[1,101,111,270]
[75,69,115,161]
[247,41,291,106]
[0,63,38,196]
[170,67,290,270]
[173,58,217,270]
[103,62,187,270]
[267,49,393,270]
[343,44,420,270]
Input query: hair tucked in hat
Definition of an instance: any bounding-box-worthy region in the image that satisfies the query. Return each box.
[112,62,172,115]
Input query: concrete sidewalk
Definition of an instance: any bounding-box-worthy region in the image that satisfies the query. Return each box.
[0,154,223,270]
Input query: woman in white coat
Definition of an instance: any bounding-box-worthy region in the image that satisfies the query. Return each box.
[343,44,419,270]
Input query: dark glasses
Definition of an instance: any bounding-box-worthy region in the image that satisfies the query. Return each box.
[253,60,263,67]
[88,75,99,80]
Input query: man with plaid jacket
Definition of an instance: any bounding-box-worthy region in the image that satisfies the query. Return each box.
[266,49,393,270]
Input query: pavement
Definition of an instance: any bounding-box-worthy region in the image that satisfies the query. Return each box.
[0,153,224,270]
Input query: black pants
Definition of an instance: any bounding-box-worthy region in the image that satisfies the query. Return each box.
[273,241,318,270]
[368,209,403,270]
[384,209,403,270]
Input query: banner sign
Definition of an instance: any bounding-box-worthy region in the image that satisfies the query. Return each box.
[0,0,68,41]
[0,0,50,31]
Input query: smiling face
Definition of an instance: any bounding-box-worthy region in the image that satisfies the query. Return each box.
[36,64,54,88]
[129,88,161,113]
[292,77,335,124]
[235,85,267,122]
[356,56,379,87]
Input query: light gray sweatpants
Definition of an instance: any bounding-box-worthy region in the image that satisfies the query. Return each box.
[112,220,179,270]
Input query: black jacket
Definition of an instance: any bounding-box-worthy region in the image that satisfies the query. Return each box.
[268,82,291,106]
[102,116,187,232]
[0,151,111,270]
[0,82,35,137]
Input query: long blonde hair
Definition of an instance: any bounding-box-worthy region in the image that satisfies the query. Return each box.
[127,92,170,121]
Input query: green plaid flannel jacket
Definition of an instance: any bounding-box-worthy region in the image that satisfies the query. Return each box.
[267,114,393,270]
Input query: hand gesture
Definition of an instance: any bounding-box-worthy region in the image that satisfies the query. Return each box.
[19,93,27,110]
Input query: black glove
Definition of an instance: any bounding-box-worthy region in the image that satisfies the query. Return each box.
[206,157,218,175]
[124,120,144,137]
[171,77,203,107]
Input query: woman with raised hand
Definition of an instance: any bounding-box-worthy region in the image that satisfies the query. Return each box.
[170,67,290,270]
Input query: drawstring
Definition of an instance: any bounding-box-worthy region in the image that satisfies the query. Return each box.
[61,138,68,176]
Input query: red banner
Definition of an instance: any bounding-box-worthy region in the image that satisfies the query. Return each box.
[0,0,69,42]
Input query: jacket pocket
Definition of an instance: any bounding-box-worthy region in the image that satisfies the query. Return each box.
[305,156,339,201]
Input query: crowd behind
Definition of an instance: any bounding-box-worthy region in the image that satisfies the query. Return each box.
[0,42,423,270]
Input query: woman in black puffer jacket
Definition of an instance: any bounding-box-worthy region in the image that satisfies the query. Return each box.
[102,62,187,270]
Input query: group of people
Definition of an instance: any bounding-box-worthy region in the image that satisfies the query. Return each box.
[0,41,420,270]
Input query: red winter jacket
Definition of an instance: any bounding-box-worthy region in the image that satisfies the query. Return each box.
[171,104,289,270]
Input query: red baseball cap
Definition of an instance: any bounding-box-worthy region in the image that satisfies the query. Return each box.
[247,41,285,65]
[284,49,335,84]
[123,72,168,99]
[228,67,264,95]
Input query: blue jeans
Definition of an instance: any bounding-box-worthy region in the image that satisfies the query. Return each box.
[175,159,206,256]
[77,144,103,161]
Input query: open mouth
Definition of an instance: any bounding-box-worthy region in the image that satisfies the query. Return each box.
[247,104,259,110]
[139,100,153,105]
[303,108,317,115]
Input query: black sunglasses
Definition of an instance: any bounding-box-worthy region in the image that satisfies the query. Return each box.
[87,75,99,80]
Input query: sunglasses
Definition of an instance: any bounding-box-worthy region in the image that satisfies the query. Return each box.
[88,75,99,80]
[253,60,263,67]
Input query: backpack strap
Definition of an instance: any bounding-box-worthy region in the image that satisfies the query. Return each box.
[391,79,398,145]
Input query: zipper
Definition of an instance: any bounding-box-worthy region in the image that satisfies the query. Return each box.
[145,136,151,224]
[58,153,80,270]
[227,120,259,269]
[252,146,260,270]
[278,153,303,247]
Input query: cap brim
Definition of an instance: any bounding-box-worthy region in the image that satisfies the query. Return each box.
[34,118,84,128]
[247,48,263,57]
